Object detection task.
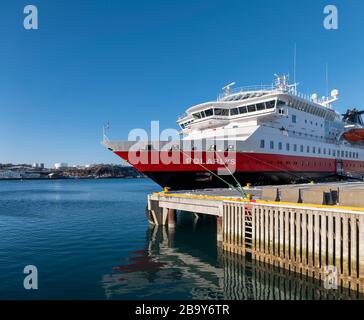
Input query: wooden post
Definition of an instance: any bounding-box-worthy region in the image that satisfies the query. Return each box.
[274,209,279,266]
[342,215,349,282]
[284,210,290,265]
[296,211,302,271]
[314,213,321,279]
[350,215,358,286]
[260,207,265,261]
[335,216,342,275]
[217,215,223,248]
[254,207,260,259]
[269,209,274,264]
[290,211,296,271]
[238,205,242,252]
[358,216,364,292]
[321,213,327,273]
[168,208,176,229]
[302,212,307,272]
[307,212,314,277]
[279,208,284,268]
[223,205,227,247]
[327,212,334,267]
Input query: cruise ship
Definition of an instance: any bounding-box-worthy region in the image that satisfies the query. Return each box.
[104,75,364,190]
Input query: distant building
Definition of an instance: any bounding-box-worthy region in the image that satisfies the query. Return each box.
[54,163,68,170]
[0,170,22,179]
[32,163,45,169]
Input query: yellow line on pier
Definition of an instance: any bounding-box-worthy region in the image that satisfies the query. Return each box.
[153,192,364,213]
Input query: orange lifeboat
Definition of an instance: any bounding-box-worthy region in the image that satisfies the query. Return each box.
[343,128,364,143]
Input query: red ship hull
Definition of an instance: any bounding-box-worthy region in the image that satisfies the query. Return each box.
[114,151,363,190]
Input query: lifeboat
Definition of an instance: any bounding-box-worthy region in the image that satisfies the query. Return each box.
[342,109,364,143]
[343,128,364,143]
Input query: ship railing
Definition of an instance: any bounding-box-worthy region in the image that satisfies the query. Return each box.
[217,84,275,100]
[104,140,242,152]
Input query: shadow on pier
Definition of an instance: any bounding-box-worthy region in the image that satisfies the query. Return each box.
[102,213,364,300]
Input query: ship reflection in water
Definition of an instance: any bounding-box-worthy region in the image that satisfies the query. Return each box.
[102,214,363,300]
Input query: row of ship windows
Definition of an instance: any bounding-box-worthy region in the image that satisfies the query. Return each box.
[292,115,324,128]
[286,98,338,121]
[192,100,276,120]
[259,140,360,159]
[246,161,364,168]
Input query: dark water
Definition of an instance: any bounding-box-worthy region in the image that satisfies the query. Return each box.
[0,179,362,300]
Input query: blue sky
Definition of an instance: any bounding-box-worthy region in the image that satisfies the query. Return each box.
[1,0,363,167]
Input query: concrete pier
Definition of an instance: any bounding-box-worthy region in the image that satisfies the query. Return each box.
[147,182,364,294]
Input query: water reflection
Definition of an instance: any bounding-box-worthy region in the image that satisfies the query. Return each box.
[102,214,363,300]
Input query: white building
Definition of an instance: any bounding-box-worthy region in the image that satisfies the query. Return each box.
[54,163,68,170]
[32,163,45,169]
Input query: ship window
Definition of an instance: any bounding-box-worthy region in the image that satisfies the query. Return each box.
[294,144,297,152]
[349,152,352,158]
[181,124,185,129]
[260,140,265,149]
[292,115,297,123]
[193,112,202,119]
[204,109,213,117]
[270,141,274,149]
[231,108,239,116]
[328,149,331,156]
[239,106,248,114]
[307,146,310,153]
[278,142,283,150]
[313,147,316,154]
[341,151,345,157]
[286,143,290,151]
[266,101,275,109]
[300,145,304,152]
[256,103,265,111]
[323,148,326,155]
[346,151,348,158]
[214,108,229,116]
[277,100,285,107]
[333,150,336,157]
[247,105,257,113]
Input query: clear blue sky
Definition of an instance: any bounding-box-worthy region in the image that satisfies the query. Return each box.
[1,0,363,167]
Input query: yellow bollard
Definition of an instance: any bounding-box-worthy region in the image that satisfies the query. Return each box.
[163,187,171,193]
[246,183,251,189]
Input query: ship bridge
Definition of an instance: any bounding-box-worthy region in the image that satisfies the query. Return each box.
[177,75,342,139]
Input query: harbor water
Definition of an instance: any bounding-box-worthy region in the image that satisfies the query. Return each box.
[0,179,362,300]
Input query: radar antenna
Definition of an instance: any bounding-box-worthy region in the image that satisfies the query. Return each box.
[222,82,236,96]
[274,74,298,94]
